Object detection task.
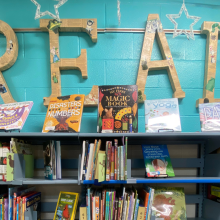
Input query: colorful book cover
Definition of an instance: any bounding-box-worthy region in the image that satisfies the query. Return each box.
[10,138,32,155]
[42,94,85,133]
[98,85,138,133]
[98,151,106,183]
[199,102,220,131]
[54,192,79,220]
[207,185,220,203]
[25,192,41,220]
[6,153,14,182]
[144,98,181,132]
[43,142,53,180]
[95,196,99,220]
[141,145,175,177]
[151,187,187,220]
[0,101,33,131]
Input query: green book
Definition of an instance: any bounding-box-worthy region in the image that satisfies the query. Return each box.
[6,153,14,181]
[98,151,106,182]
[151,187,187,220]
[24,155,34,178]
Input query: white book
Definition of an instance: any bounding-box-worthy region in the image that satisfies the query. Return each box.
[80,141,86,181]
[130,196,135,220]
[86,143,94,180]
[56,141,62,179]
[122,200,127,220]
[145,98,181,132]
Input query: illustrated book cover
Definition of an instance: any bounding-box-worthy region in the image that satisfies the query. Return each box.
[151,187,187,220]
[144,98,181,132]
[6,153,14,181]
[54,191,79,220]
[141,145,175,177]
[0,142,10,181]
[199,102,220,131]
[42,94,85,133]
[0,101,33,131]
[98,85,138,133]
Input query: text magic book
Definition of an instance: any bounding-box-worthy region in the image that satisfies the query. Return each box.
[42,95,85,133]
[98,85,138,133]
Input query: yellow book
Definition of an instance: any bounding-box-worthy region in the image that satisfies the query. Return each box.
[42,94,85,133]
[54,192,79,220]
[137,206,145,220]
[94,140,102,179]
[80,206,87,220]
[126,197,130,220]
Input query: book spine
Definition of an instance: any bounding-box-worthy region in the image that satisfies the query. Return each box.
[130,197,135,220]
[9,195,12,220]
[120,197,124,220]
[133,200,139,220]
[4,198,8,220]
[106,142,111,181]
[52,141,56,180]
[0,199,2,220]
[122,201,127,220]
[2,198,4,220]
[137,207,145,220]
[113,192,116,220]
[80,141,86,181]
[95,197,99,220]
[100,199,103,220]
[89,140,97,180]
[111,192,115,220]
[125,137,128,180]
[114,139,118,180]
[117,199,121,220]
[19,199,22,220]
[16,199,19,220]
[120,146,124,180]
[87,189,90,220]
[92,197,95,220]
[126,197,130,220]
[103,190,106,220]
[118,147,120,180]
[13,194,16,220]
[85,143,90,179]
[80,207,87,220]
[147,189,154,220]
[105,192,109,220]
[83,141,88,180]
[110,145,114,180]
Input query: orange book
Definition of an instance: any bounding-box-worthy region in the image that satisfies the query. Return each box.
[95,196,99,220]
[139,189,149,220]
[42,94,85,133]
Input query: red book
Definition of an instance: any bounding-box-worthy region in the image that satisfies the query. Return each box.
[114,139,118,180]
[106,142,111,181]
[117,198,121,220]
[110,145,115,180]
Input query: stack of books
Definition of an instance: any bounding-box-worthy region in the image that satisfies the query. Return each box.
[0,186,41,220]
[43,141,62,180]
[80,138,128,182]
[80,186,187,220]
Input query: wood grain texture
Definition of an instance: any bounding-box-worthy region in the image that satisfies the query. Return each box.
[40,19,98,107]
[136,14,185,102]
[0,20,18,104]
[196,21,220,107]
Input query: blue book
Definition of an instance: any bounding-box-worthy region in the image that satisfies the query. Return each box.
[0,200,2,220]
[87,188,90,220]
[134,199,140,220]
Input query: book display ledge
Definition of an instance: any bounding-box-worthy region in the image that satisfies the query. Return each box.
[0,132,219,220]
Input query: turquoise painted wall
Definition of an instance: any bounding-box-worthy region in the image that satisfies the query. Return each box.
[0,0,220,133]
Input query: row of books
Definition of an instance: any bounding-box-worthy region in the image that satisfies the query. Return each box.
[80,186,187,220]
[0,87,218,133]
[80,138,128,182]
[0,139,34,182]
[0,186,40,220]
[43,141,61,180]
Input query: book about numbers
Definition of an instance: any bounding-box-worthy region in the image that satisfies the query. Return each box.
[98,85,138,133]
[0,101,33,131]
[54,192,79,220]
[141,145,175,177]
[144,98,181,132]
[199,102,220,131]
[42,94,85,133]
[151,187,187,220]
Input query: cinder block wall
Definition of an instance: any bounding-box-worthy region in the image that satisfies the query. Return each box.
[0,0,220,132]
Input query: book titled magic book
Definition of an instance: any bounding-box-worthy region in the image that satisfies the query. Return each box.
[98,85,138,133]
[42,95,85,133]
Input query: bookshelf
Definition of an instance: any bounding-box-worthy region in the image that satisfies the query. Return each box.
[0,132,219,219]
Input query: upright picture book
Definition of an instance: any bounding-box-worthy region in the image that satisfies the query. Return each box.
[54,191,79,220]
[98,85,138,133]
[0,101,33,131]
[144,98,181,132]
[141,145,175,177]
[199,102,220,131]
[42,94,85,133]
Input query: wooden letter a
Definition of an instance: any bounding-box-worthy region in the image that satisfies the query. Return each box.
[136,14,185,102]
